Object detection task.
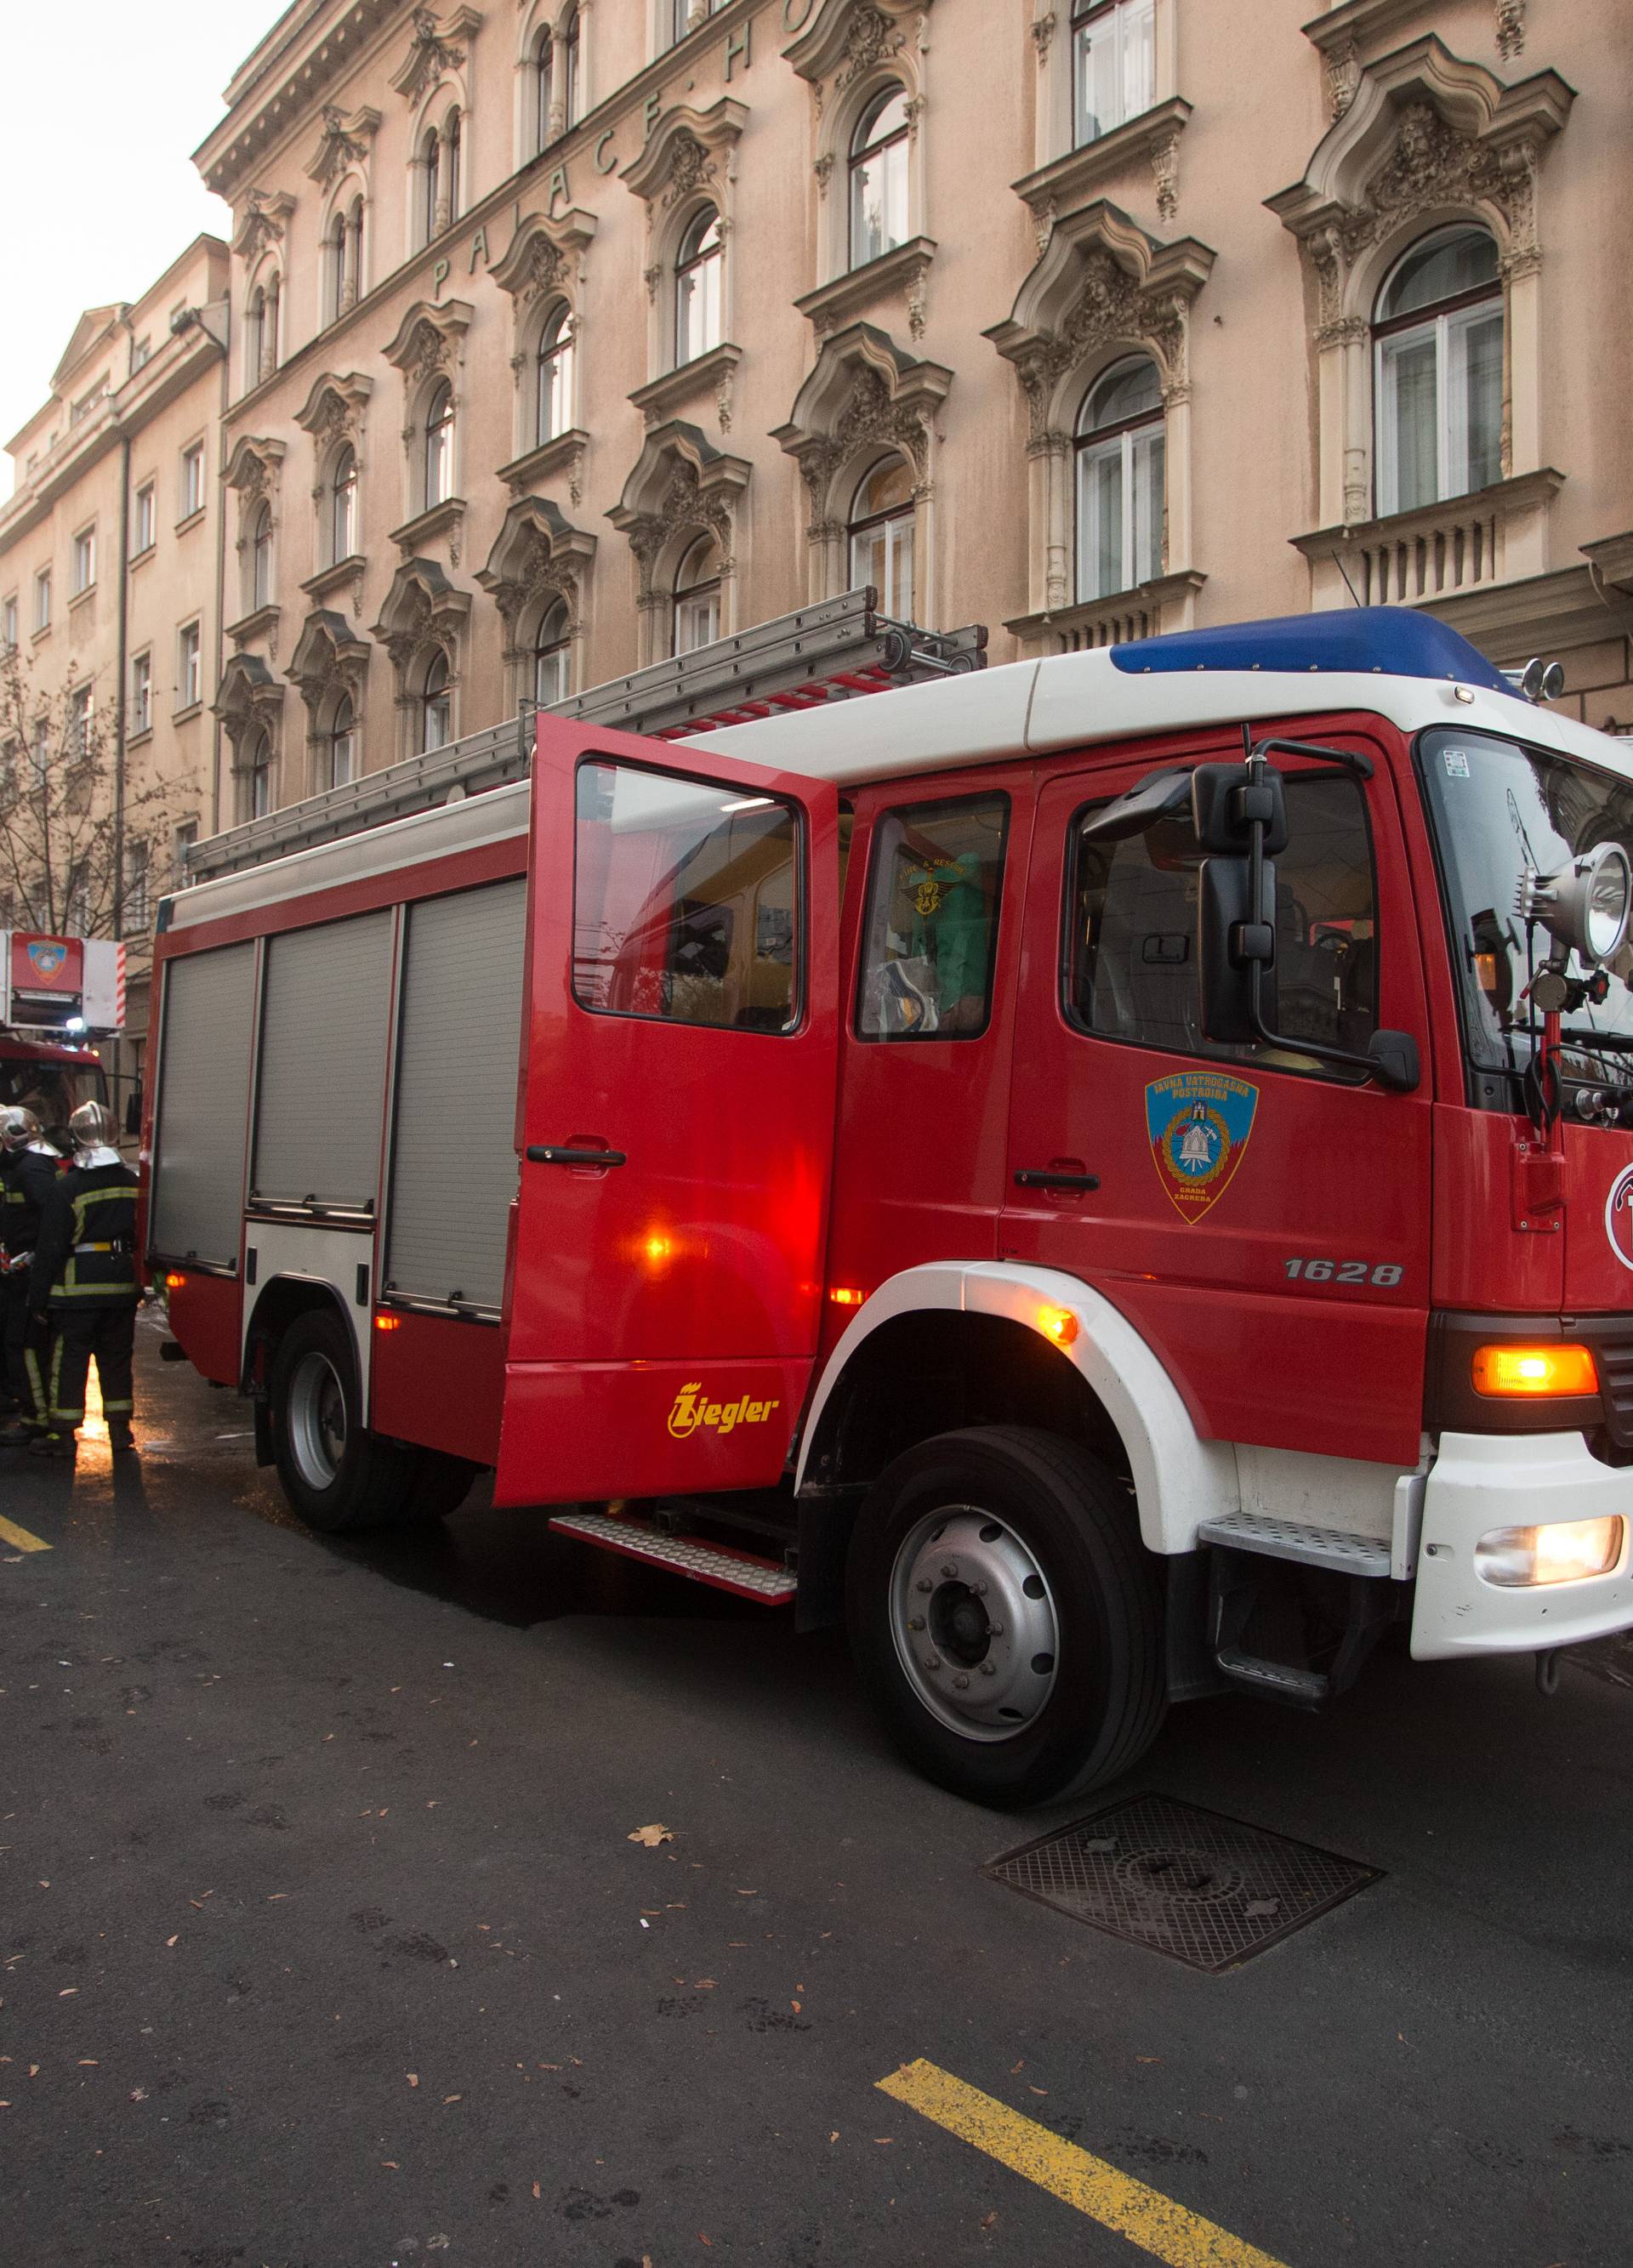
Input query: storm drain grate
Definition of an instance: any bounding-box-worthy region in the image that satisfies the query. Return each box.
[984,1793,1380,1972]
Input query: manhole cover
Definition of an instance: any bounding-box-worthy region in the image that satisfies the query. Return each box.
[985,1793,1380,1971]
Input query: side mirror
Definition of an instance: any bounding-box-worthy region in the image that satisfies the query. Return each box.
[1192,762,1289,855]
[124,1086,144,1138]
[1198,854,1277,1044]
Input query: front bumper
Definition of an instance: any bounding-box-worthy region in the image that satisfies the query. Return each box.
[1411,1430,1633,1660]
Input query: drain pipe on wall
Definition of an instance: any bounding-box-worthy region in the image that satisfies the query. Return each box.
[111,314,134,1127]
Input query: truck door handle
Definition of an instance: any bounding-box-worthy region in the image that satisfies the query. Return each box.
[526,1145,628,1168]
[1014,1168,1100,1191]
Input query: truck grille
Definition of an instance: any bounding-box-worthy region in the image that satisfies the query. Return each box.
[1594,1334,1633,1447]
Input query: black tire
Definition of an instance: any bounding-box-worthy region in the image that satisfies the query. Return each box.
[268,1309,415,1534]
[845,1426,1165,1809]
[401,1448,481,1524]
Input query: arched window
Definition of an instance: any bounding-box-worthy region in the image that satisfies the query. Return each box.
[536,302,574,445]
[1073,0,1155,149]
[330,446,357,563]
[1374,226,1502,518]
[671,0,725,43]
[246,288,265,384]
[675,207,724,366]
[345,196,364,309]
[671,534,720,656]
[849,87,910,270]
[248,729,273,820]
[535,27,555,151]
[1075,356,1164,601]
[420,124,441,242]
[421,650,452,753]
[562,7,581,127]
[848,457,915,619]
[532,600,571,706]
[326,209,348,324]
[327,694,356,788]
[447,108,463,224]
[250,503,273,611]
[424,380,455,509]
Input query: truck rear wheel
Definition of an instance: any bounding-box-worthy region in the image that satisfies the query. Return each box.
[846,1427,1165,1809]
[270,1310,413,1534]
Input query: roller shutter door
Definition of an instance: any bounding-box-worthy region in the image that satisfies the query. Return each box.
[253,911,394,1209]
[151,941,256,1265]
[384,878,526,1311]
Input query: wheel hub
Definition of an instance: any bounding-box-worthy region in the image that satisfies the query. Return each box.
[890,1507,1060,1742]
[288,1350,347,1490]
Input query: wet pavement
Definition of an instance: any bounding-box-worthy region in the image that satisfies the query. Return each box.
[0,1318,1630,2267]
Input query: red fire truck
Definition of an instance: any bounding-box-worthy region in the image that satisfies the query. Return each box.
[0,931,121,1151]
[146,607,1633,1805]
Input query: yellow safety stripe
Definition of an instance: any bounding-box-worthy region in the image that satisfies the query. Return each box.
[48,1336,81,1425]
[102,1399,134,1415]
[49,1282,139,1299]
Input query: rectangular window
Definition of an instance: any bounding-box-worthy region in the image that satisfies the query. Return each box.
[130,335,151,374]
[180,441,205,519]
[134,483,156,555]
[34,568,52,631]
[132,651,152,736]
[69,682,94,759]
[1073,0,1154,147]
[2,595,15,650]
[856,794,1010,1040]
[123,840,150,930]
[1066,772,1378,1073]
[71,524,96,595]
[173,819,197,887]
[572,760,802,1032]
[178,622,202,709]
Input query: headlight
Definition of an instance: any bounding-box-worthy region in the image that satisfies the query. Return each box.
[1474,1515,1624,1587]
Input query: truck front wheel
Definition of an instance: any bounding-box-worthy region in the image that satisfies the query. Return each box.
[270,1309,414,1534]
[846,1427,1165,1808]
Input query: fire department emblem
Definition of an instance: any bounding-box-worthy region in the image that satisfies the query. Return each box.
[26,941,67,978]
[1146,1070,1259,1223]
[1605,1164,1633,1273]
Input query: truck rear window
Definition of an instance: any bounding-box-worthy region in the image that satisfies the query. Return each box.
[572,760,802,1033]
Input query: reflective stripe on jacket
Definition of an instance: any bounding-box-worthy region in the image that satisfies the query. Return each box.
[30,1160,141,1310]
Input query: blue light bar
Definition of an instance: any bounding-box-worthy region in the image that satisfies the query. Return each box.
[1109,606,1516,696]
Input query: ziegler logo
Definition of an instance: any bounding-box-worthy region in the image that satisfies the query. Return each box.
[667,1383,782,1440]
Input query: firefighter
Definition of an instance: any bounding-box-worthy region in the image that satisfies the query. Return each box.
[28,1100,141,1458]
[0,1107,62,1447]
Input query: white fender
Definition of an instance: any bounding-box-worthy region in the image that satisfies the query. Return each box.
[794,1261,1239,1555]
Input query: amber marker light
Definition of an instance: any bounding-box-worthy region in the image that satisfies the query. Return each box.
[1471,1344,1597,1397]
[828,1287,867,1307]
[642,1233,674,1265]
[373,1313,401,1333]
[1038,1305,1081,1348]
[164,1272,186,1291]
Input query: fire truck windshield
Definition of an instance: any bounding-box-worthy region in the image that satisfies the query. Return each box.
[0,1054,109,1153]
[1420,726,1633,1087]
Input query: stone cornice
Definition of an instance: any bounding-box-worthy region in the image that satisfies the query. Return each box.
[498,429,590,495]
[794,236,936,341]
[1011,99,1193,234]
[1289,468,1565,561]
[629,342,743,427]
[1005,569,1207,646]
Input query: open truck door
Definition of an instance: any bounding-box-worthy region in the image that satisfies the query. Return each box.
[495,718,841,1507]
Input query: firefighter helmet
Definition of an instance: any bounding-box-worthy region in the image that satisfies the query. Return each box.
[1,1106,42,1151]
[67,1100,117,1151]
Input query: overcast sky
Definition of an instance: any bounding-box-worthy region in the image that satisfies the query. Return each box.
[0,1,281,497]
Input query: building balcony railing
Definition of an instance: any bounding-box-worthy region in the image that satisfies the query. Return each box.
[1293,469,1564,613]
[1007,570,1205,656]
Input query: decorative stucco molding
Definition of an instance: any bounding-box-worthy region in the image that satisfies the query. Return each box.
[390,6,483,103]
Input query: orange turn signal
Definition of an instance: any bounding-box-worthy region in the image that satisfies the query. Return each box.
[164,1272,186,1291]
[1471,1343,1597,1397]
[828,1287,867,1307]
[373,1312,401,1333]
[1038,1305,1080,1348]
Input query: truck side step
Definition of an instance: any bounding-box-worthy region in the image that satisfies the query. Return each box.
[1198,1512,1392,1578]
[549,1510,797,1604]
[1214,1648,1330,1708]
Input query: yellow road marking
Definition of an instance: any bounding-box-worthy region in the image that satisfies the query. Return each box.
[877,2058,1290,2268]
[0,1514,51,1554]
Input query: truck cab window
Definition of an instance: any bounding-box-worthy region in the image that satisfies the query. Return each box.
[856,794,1009,1040]
[572,760,802,1032]
[1067,773,1378,1072]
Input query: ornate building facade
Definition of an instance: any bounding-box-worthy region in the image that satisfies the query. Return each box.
[10,2,1633,895]
[0,236,230,1108]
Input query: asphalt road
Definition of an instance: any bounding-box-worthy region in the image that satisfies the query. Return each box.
[1,1321,1630,2268]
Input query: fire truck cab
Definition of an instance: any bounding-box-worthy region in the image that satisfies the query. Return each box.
[149,608,1633,1805]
